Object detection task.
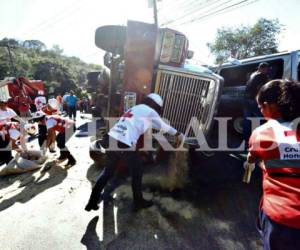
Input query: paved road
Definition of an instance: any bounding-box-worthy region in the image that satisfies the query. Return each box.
[0,115,262,250]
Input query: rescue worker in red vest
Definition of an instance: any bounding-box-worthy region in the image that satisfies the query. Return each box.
[85,93,184,212]
[31,111,76,167]
[14,92,32,117]
[41,98,59,115]
[38,99,59,151]
[0,122,25,165]
[247,79,300,249]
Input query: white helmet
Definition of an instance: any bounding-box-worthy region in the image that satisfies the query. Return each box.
[48,98,58,109]
[32,111,46,119]
[24,123,37,135]
[147,93,163,107]
[38,90,44,95]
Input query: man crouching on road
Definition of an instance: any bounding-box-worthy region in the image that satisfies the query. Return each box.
[85,93,184,212]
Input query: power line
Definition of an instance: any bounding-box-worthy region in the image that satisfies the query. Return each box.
[160,0,222,26]
[22,0,84,36]
[22,0,86,38]
[159,0,212,15]
[192,0,259,23]
[177,0,257,26]
[162,0,233,26]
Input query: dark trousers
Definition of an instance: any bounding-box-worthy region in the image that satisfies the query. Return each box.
[258,210,300,250]
[68,106,76,119]
[0,137,12,165]
[88,139,143,205]
[243,98,262,147]
[56,131,76,163]
[38,124,47,147]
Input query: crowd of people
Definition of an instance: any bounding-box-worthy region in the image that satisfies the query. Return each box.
[1,68,300,249]
[0,92,80,169]
[3,89,90,122]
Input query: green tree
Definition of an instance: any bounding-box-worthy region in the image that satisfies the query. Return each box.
[23,40,46,51]
[51,44,64,55]
[0,37,102,96]
[207,18,282,63]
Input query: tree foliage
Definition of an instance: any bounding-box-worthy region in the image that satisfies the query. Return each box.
[207,18,282,63]
[0,38,102,95]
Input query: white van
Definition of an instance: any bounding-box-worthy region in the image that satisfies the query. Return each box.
[216,50,300,134]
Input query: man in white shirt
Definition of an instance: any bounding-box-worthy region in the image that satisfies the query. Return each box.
[85,93,184,212]
[0,100,20,124]
[34,91,47,111]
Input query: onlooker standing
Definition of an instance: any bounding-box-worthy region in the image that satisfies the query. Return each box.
[62,92,69,114]
[56,94,63,113]
[83,97,89,113]
[34,90,47,111]
[14,93,32,117]
[243,62,270,147]
[66,91,77,120]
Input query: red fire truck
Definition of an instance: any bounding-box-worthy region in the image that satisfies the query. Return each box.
[90,20,223,149]
[0,76,45,111]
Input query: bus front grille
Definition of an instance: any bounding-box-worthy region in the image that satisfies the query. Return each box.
[155,70,212,137]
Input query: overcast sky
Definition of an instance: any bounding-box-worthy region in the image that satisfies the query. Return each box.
[0,0,299,65]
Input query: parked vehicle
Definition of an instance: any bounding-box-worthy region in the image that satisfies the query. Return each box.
[215,50,300,134]
[0,76,45,112]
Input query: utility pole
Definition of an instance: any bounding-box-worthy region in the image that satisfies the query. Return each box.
[0,42,17,76]
[6,44,17,76]
[153,0,158,27]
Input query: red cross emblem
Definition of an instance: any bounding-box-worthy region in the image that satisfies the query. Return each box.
[284,130,300,142]
[121,110,133,121]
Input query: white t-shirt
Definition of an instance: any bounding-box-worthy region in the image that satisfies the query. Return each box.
[34,96,47,110]
[46,117,57,129]
[108,104,177,147]
[0,108,17,123]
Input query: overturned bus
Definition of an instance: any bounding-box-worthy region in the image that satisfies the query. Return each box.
[88,20,223,160]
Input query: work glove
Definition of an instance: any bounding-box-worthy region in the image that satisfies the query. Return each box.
[242,161,255,184]
[243,161,255,172]
[175,132,185,146]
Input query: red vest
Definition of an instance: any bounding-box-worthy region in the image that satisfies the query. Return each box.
[42,105,58,115]
[46,116,67,133]
[249,119,300,229]
[14,96,31,113]
[0,122,19,139]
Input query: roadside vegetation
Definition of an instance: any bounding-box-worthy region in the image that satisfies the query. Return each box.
[0,38,102,96]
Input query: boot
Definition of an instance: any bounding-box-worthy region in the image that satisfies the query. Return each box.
[133,198,153,211]
[66,158,76,167]
[85,199,100,212]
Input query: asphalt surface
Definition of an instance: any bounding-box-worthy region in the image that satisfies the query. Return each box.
[0,114,262,250]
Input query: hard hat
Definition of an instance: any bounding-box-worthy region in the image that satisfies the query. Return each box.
[24,123,37,135]
[48,98,58,109]
[38,90,44,95]
[147,93,163,107]
[32,111,46,119]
